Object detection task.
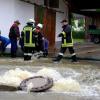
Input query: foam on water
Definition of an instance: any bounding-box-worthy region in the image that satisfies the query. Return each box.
[63,68,81,78]
[50,78,81,92]
[0,68,35,87]
[36,68,63,81]
[0,66,100,97]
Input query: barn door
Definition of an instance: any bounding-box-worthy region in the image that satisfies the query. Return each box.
[34,5,56,48]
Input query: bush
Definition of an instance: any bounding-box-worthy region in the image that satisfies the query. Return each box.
[72,31,85,39]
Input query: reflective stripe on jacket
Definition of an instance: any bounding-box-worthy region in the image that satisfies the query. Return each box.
[23,26,35,47]
[61,31,73,47]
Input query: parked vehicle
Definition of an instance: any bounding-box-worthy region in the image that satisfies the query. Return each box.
[87,29,100,44]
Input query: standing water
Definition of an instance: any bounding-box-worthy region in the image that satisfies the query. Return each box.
[0,58,100,100]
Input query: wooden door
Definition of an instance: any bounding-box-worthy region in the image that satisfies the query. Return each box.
[43,8,56,47]
[34,6,56,48]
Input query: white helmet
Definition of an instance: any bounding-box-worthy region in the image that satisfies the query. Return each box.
[37,23,43,29]
[28,19,35,23]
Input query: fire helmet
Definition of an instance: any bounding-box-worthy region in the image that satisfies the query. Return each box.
[27,19,35,24]
[37,23,43,29]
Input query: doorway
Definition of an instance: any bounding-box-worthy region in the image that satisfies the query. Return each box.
[34,5,56,48]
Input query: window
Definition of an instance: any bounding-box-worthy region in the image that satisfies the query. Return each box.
[44,0,59,8]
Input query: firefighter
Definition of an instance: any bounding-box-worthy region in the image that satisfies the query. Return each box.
[21,19,35,61]
[20,19,36,52]
[53,19,77,63]
[9,20,20,58]
[34,23,44,53]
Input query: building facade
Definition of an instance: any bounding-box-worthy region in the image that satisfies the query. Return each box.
[0,0,68,48]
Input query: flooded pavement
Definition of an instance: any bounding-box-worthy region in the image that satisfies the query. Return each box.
[63,42,100,60]
[0,42,100,100]
[0,92,100,100]
[0,57,100,100]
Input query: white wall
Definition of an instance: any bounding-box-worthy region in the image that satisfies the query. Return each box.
[14,0,35,31]
[0,0,15,37]
[0,0,35,37]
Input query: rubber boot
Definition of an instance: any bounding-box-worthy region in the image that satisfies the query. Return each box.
[24,55,29,61]
[53,55,63,62]
[28,56,31,60]
[71,55,77,62]
[11,52,16,58]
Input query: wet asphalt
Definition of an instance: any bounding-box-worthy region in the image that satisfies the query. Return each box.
[0,42,100,100]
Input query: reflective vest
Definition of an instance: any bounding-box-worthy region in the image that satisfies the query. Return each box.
[61,31,73,47]
[23,26,35,47]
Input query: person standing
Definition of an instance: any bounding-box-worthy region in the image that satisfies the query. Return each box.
[19,19,36,52]
[9,20,20,58]
[53,19,77,63]
[21,19,35,61]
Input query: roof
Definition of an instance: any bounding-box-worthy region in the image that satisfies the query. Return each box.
[67,0,100,9]
[66,0,100,16]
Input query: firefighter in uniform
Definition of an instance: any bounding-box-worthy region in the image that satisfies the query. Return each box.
[34,23,44,53]
[21,19,35,60]
[53,19,77,63]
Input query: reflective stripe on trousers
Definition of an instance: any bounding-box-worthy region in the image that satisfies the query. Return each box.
[24,53,32,56]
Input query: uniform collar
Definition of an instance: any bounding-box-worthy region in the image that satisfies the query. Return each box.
[62,24,68,29]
